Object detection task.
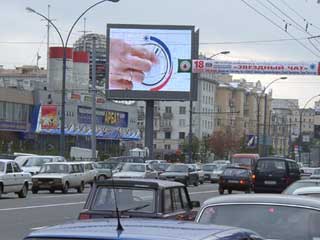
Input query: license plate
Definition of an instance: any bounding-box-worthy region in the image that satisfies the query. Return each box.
[228,180,239,183]
[264,181,276,185]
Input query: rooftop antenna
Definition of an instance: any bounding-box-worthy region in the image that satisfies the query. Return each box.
[110,171,124,232]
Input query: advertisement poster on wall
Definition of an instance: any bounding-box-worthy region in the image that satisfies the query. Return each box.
[41,105,58,129]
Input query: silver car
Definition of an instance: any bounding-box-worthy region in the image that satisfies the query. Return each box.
[0,159,31,198]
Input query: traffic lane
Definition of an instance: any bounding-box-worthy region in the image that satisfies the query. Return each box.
[0,188,89,210]
[188,182,219,204]
[0,202,84,240]
[0,183,218,240]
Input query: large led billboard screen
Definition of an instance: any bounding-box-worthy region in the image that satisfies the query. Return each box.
[106,24,196,100]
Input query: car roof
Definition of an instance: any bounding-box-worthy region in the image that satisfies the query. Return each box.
[295,179,320,183]
[225,166,250,170]
[202,194,320,210]
[257,157,296,162]
[293,186,320,195]
[44,162,79,165]
[95,178,185,188]
[25,218,257,240]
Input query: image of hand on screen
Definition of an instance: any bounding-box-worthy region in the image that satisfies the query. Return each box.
[109,38,158,90]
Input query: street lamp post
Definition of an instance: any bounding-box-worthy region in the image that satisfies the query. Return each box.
[27,0,119,157]
[256,77,287,156]
[298,94,320,163]
[188,51,230,163]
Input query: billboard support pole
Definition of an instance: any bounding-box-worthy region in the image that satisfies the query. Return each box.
[91,36,97,160]
[188,100,193,163]
[145,100,154,159]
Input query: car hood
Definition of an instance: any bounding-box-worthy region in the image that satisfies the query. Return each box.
[32,173,69,179]
[113,172,146,178]
[212,170,223,175]
[21,166,41,174]
[161,172,188,177]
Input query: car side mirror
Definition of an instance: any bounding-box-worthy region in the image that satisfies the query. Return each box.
[191,201,200,208]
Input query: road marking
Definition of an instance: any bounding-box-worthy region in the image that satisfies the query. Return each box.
[30,226,48,231]
[30,193,87,199]
[0,201,85,211]
[189,190,218,195]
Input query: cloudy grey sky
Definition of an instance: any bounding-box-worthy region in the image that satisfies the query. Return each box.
[2,0,320,106]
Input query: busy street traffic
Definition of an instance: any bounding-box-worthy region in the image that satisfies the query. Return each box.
[0,182,219,240]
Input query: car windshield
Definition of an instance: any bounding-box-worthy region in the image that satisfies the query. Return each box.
[198,204,320,240]
[92,187,155,213]
[283,181,320,194]
[122,164,146,172]
[95,162,113,169]
[232,157,252,167]
[202,165,217,171]
[256,159,286,173]
[166,165,188,172]
[222,168,249,177]
[39,164,69,174]
[23,157,52,167]
[0,162,4,172]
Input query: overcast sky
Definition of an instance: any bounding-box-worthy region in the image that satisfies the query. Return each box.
[2,0,320,107]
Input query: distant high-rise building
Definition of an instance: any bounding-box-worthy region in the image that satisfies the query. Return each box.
[73,33,107,86]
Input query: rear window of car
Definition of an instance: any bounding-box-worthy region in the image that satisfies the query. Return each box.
[222,168,249,177]
[256,159,286,173]
[198,204,320,240]
[92,187,155,213]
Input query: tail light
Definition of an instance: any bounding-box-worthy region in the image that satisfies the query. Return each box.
[252,174,256,182]
[240,179,246,185]
[79,213,91,220]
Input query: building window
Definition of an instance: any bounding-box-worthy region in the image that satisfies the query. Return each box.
[165,106,172,113]
[165,132,171,139]
[179,132,185,139]
[154,144,157,149]
[164,144,171,150]
[153,131,157,139]
[179,106,186,114]
[179,119,186,127]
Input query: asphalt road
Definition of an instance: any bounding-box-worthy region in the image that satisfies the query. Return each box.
[0,182,219,240]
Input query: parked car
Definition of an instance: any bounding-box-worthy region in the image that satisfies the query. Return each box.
[78,161,98,185]
[283,179,320,194]
[113,163,157,179]
[219,166,253,194]
[24,218,263,240]
[149,162,171,175]
[31,162,85,194]
[253,157,300,193]
[79,179,199,220]
[231,153,259,170]
[0,159,31,198]
[159,164,199,186]
[94,162,113,180]
[20,155,66,175]
[292,186,320,198]
[196,194,320,240]
[188,164,204,184]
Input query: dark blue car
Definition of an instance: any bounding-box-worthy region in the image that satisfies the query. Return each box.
[24,218,263,240]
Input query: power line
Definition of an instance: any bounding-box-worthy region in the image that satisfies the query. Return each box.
[240,0,320,58]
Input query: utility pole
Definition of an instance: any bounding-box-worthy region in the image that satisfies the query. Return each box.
[256,95,261,155]
[263,93,268,156]
[188,100,193,163]
[46,4,50,80]
[91,36,97,160]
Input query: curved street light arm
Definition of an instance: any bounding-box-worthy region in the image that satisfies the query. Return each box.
[65,0,119,46]
[263,77,287,94]
[26,7,65,47]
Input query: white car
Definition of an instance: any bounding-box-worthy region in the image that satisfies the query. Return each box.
[188,164,205,184]
[32,162,85,194]
[0,159,32,198]
[113,163,157,179]
[204,164,228,183]
[19,155,66,175]
[78,162,99,185]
